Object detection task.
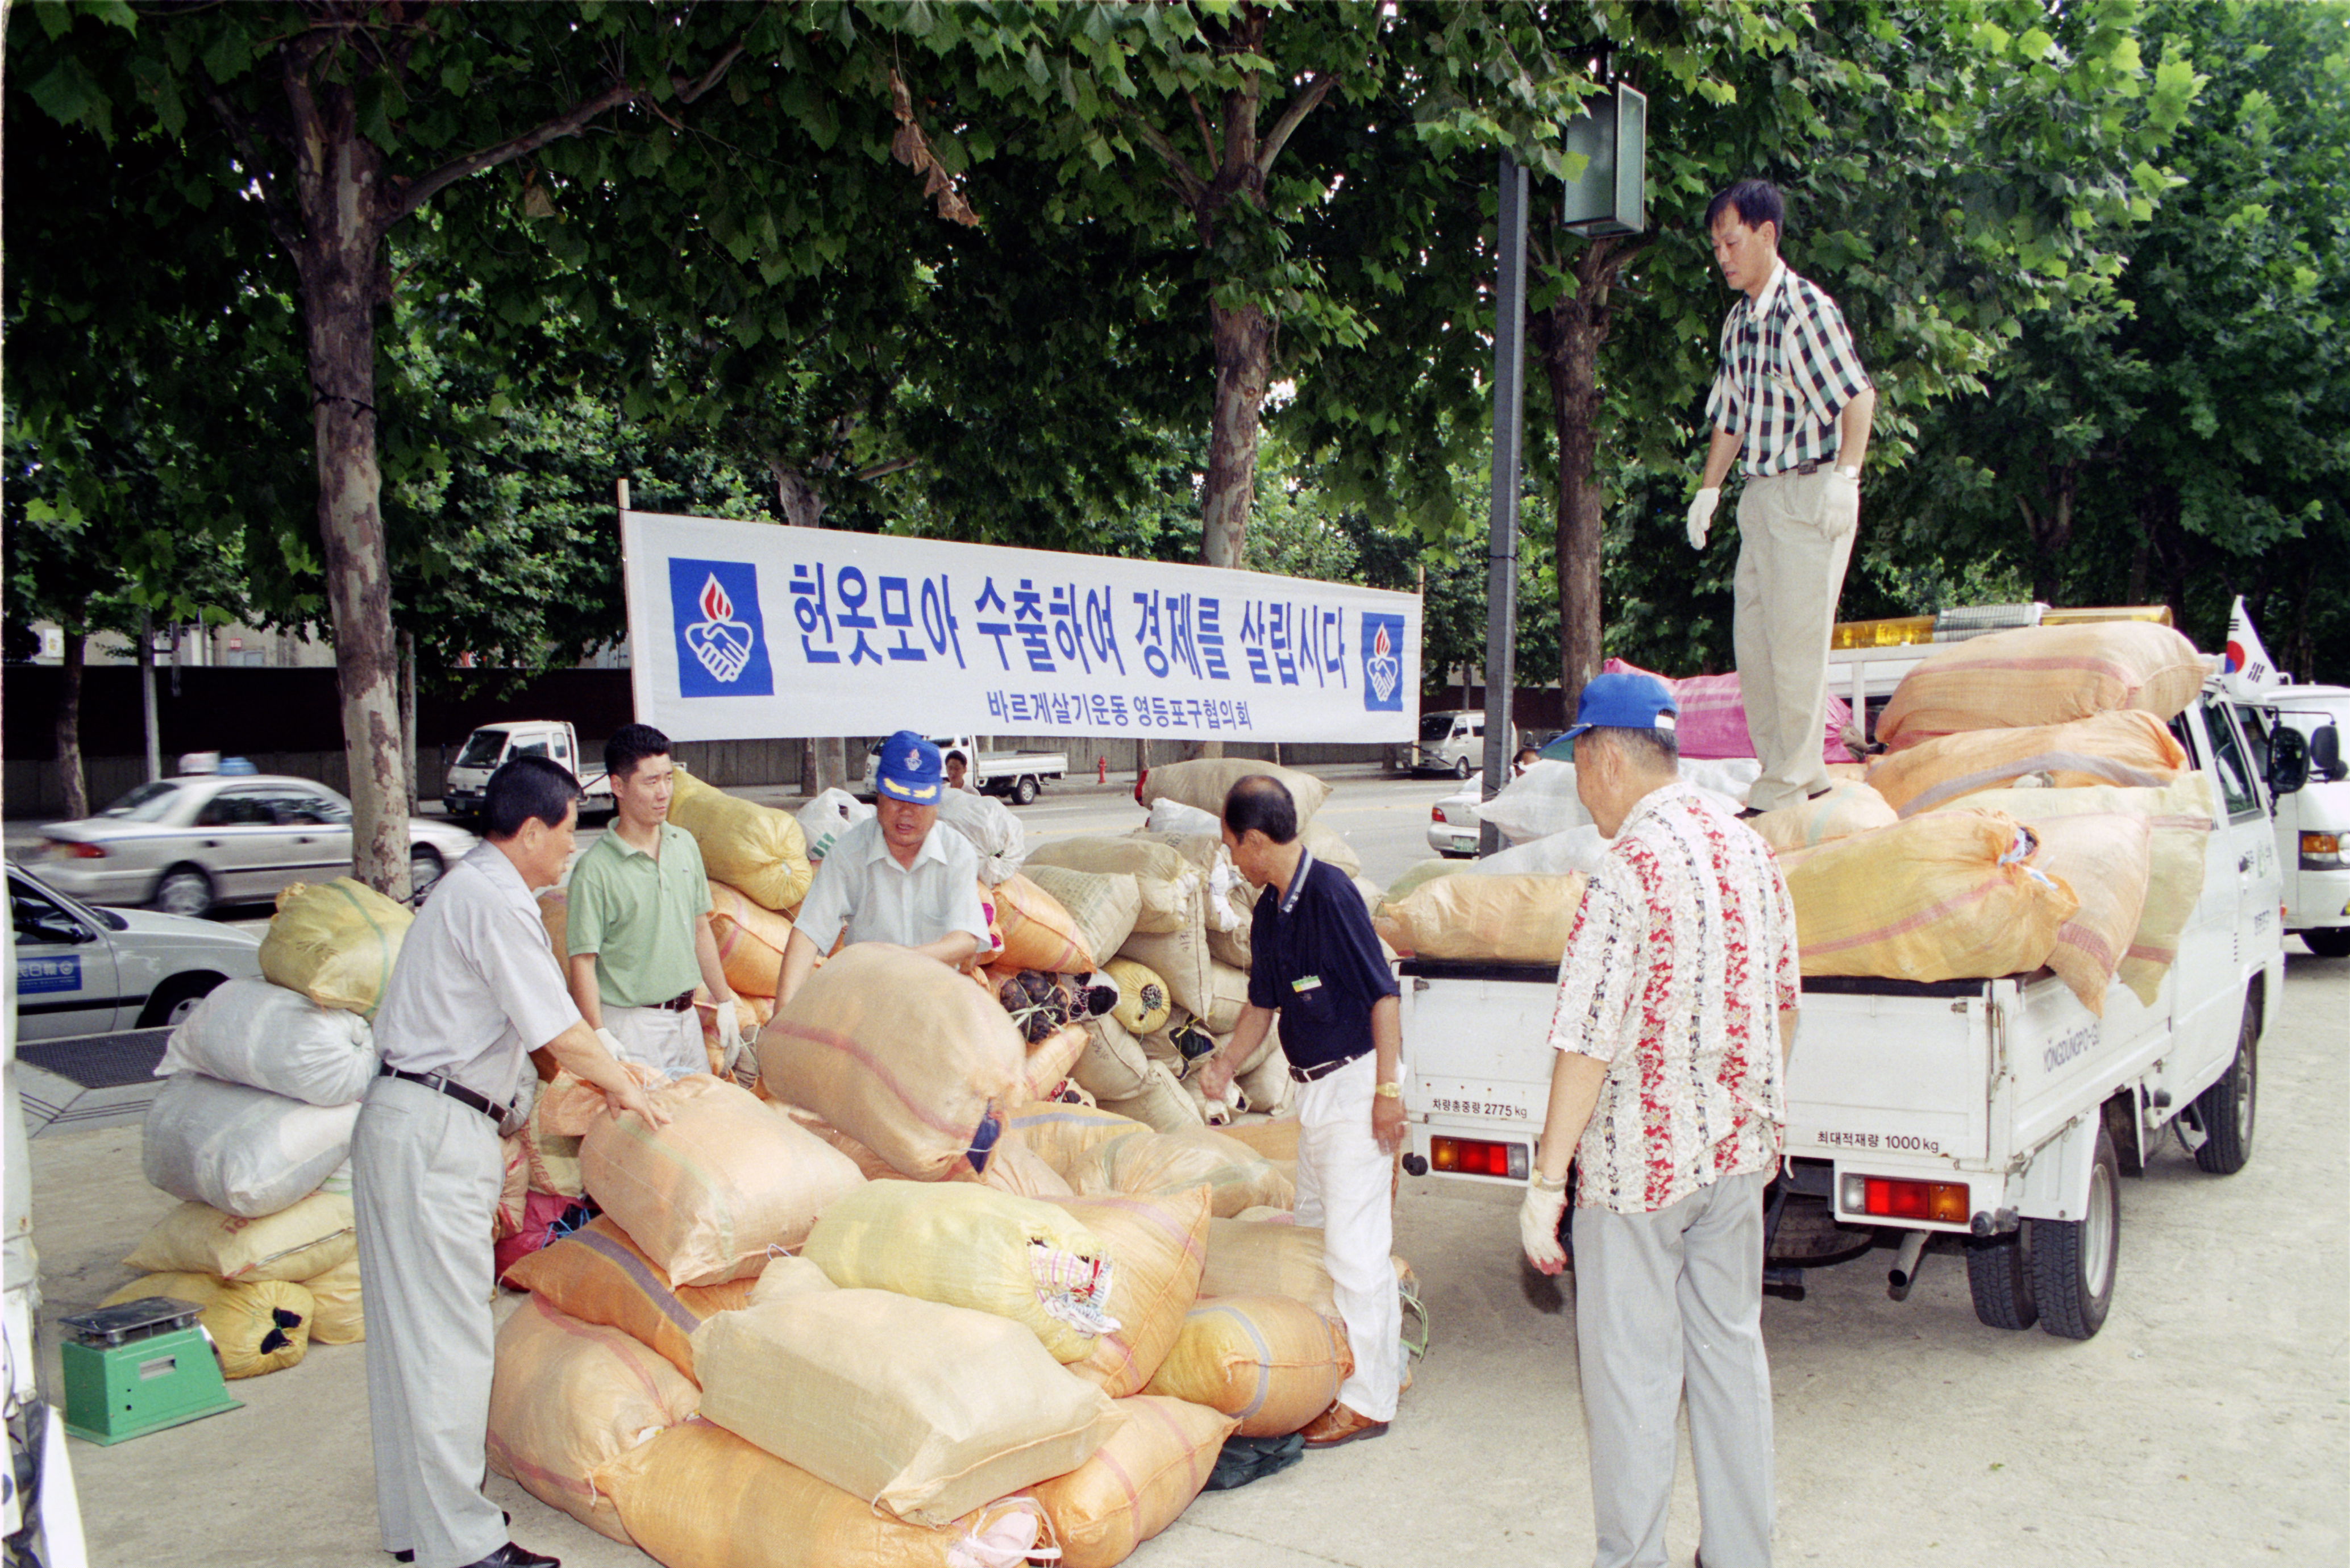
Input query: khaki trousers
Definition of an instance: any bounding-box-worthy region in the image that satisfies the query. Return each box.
[603,1000,706,1080]
[1733,469,1856,813]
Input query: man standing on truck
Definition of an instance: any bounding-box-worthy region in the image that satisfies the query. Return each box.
[1685,177,1877,815]
[1518,672,1800,1568]
[1200,774,1406,1450]
[355,755,668,1568]
[563,723,747,1080]
[774,730,992,1009]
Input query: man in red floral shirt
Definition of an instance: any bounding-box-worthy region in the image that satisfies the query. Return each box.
[1520,671,1800,1568]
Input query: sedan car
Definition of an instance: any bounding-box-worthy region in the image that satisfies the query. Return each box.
[10,861,262,1039]
[1428,773,1484,858]
[36,774,478,918]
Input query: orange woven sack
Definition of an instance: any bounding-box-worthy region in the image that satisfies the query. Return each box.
[501,1215,759,1379]
[1749,780,1898,854]
[1373,874,1588,963]
[2009,812,2153,1016]
[1875,621,2206,751]
[1045,1187,1212,1397]
[1867,710,2189,816]
[991,874,1097,973]
[1027,1396,1238,1568]
[708,881,797,997]
[1066,1125,1294,1217]
[1142,1294,1351,1437]
[1016,1024,1089,1107]
[486,1295,699,1543]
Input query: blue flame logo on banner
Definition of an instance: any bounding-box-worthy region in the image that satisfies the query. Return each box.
[1362,613,1404,711]
[669,558,773,697]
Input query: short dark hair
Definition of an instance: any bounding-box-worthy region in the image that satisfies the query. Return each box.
[945,750,969,766]
[1515,746,1541,764]
[1585,725,1679,771]
[605,722,672,781]
[484,755,583,839]
[1222,775,1299,845]
[1706,178,1785,241]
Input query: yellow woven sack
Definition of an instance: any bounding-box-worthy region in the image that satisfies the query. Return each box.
[1866,709,2190,816]
[1875,621,2207,751]
[1934,775,2213,1006]
[2021,813,2154,1016]
[763,944,1025,1180]
[1374,874,1587,964]
[1045,1187,1212,1398]
[104,1273,312,1379]
[486,1295,700,1544]
[1116,919,1217,1020]
[1069,1125,1293,1217]
[1200,1217,1337,1316]
[1101,959,1172,1035]
[1021,866,1144,971]
[1142,1294,1350,1437]
[123,1192,355,1283]
[580,1074,866,1287]
[1005,1102,1150,1175]
[1028,1395,1238,1568]
[1025,837,1199,933]
[1099,1060,1200,1133]
[260,877,412,1020]
[1749,780,1899,854]
[304,1254,364,1344]
[688,1288,1123,1527]
[600,1419,1052,1568]
[990,873,1097,972]
[668,770,813,911]
[800,1182,1117,1363]
[1782,811,2079,983]
[1017,1023,1089,1107]
[978,1139,1076,1201]
[1141,758,1332,825]
[707,881,795,997]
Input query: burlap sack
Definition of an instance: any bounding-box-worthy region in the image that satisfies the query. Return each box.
[1101,959,1172,1035]
[2020,813,2155,1015]
[1071,1014,1154,1103]
[1065,1124,1293,1217]
[104,1273,313,1379]
[1099,1059,1202,1134]
[1875,620,2207,751]
[1200,1216,1337,1315]
[124,1192,354,1283]
[1142,1295,1350,1437]
[1044,1187,1212,1398]
[1025,837,1199,933]
[1021,866,1145,968]
[1028,1396,1238,1568]
[1003,1103,1151,1175]
[1867,710,2190,816]
[668,770,813,911]
[1117,919,1217,1020]
[1374,874,1587,964]
[259,878,411,1020]
[1140,759,1331,825]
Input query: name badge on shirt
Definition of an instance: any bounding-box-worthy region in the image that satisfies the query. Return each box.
[1292,975,1322,994]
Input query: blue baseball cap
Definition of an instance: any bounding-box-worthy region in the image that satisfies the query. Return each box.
[875,730,945,804]
[1562,672,1679,739]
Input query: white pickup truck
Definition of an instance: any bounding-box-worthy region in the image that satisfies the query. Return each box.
[440,720,614,824]
[860,734,1068,805]
[2251,685,2350,957]
[1400,677,2297,1341]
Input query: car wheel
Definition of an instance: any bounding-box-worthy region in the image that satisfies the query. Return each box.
[138,972,225,1030]
[154,865,216,919]
[409,846,447,902]
[2301,927,2350,958]
[1453,756,1473,780]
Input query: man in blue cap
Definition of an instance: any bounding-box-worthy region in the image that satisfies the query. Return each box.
[773,730,992,1010]
[1517,672,1801,1568]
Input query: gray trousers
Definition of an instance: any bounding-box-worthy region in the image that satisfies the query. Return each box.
[353,1075,508,1568]
[1735,468,1857,813]
[1572,1168,1775,1568]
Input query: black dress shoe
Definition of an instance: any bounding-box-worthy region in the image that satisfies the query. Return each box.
[389,1514,516,1564]
[460,1545,559,1568]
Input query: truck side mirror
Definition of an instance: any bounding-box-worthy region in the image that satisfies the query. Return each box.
[2267,725,2311,797]
[2312,723,2344,783]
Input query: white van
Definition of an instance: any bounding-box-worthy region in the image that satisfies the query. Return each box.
[1408,710,1515,779]
[2251,685,2349,956]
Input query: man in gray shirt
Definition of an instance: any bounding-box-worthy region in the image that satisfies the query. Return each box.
[353,755,667,1568]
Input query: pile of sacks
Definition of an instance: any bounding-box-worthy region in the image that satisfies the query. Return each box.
[107,877,403,1375]
[488,937,1384,1568]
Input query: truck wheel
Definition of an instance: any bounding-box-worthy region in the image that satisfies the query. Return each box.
[1965,1232,2037,1331]
[2031,1126,2119,1340]
[2301,928,2350,958]
[2189,1005,2257,1175]
[1013,775,1039,805]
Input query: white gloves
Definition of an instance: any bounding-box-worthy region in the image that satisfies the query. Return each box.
[1519,1171,1570,1275]
[1686,486,1720,551]
[593,1026,627,1062]
[1823,467,1861,535]
[713,1000,746,1070]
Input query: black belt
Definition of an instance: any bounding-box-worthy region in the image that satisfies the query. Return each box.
[650,990,697,1013]
[379,1063,510,1123]
[1288,1050,1368,1084]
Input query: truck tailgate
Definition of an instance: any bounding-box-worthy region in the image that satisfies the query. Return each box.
[1785,978,1991,1167]
[1401,962,1559,1136]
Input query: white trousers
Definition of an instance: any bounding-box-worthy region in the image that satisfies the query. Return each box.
[352,1075,508,1568]
[1734,468,1857,813]
[1572,1168,1775,1568]
[1292,1050,1403,1423]
[603,1000,705,1080]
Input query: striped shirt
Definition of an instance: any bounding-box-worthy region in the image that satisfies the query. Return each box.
[1705,261,1873,477]
[1544,783,1799,1215]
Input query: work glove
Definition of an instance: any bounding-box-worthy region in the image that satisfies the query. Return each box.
[714,999,746,1072]
[1519,1170,1570,1276]
[1822,467,1861,535]
[1686,486,1721,551]
[593,1026,629,1064]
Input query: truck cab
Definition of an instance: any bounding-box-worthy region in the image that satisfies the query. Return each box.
[440,721,613,825]
[2246,685,2350,956]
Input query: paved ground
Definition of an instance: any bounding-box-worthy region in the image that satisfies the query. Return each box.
[18,777,2348,1566]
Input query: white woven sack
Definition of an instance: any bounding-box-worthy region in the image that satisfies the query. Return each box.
[1470,824,1612,879]
[1474,761,1590,845]
[157,976,377,1107]
[1145,798,1224,838]
[793,788,874,864]
[937,791,1027,884]
[143,1072,359,1218]
[1679,757,1761,810]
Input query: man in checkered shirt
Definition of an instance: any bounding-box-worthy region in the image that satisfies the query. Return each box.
[1686,178,1878,814]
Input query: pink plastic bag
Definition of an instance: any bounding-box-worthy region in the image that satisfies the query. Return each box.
[1602,658,1855,764]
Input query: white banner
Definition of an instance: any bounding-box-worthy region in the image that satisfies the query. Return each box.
[621,511,1423,743]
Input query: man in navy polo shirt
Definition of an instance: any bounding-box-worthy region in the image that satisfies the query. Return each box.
[1199,774,1404,1449]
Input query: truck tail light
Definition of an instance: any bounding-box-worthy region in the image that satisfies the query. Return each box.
[1840,1174,1969,1225]
[2302,831,2341,870]
[1428,1136,1528,1179]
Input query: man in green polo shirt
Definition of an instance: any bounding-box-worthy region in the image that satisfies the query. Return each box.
[563,723,744,1080]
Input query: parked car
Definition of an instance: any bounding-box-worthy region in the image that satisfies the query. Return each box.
[9,862,262,1039]
[1427,774,1483,858]
[34,775,479,918]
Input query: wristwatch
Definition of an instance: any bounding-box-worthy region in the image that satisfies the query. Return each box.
[1835,463,1861,480]
[1374,1081,1402,1100]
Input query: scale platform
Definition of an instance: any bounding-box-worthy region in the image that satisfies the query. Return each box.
[59,1297,240,1446]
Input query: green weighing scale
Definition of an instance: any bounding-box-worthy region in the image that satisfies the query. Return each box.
[59,1297,241,1445]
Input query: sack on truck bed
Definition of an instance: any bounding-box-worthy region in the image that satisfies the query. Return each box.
[1028,1395,1238,1568]
[762,944,1026,1181]
[1142,1295,1350,1437]
[581,1075,864,1287]
[502,1215,756,1380]
[260,878,411,1020]
[668,770,813,912]
[1374,874,1588,964]
[1602,656,1858,764]
[1867,710,2190,816]
[1473,761,1592,846]
[689,1287,1122,1527]
[103,1273,311,1380]
[1782,811,2079,984]
[1044,1187,1212,1398]
[142,1072,359,1219]
[1021,866,1145,970]
[157,977,377,1106]
[802,1182,1118,1363]
[2018,813,2155,1015]
[1142,759,1331,826]
[1874,620,2207,752]
[1749,780,1899,854]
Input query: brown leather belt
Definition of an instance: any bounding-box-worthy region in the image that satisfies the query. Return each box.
[652,990,697,1013]
[1288,1051,1367,1084]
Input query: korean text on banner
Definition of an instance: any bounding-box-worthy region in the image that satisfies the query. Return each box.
[621,511,1424,744]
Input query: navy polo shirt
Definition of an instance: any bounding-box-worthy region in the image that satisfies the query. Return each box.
[1245,849,1400,1072]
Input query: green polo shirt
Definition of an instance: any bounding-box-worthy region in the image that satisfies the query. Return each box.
[563,822,714,1007]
